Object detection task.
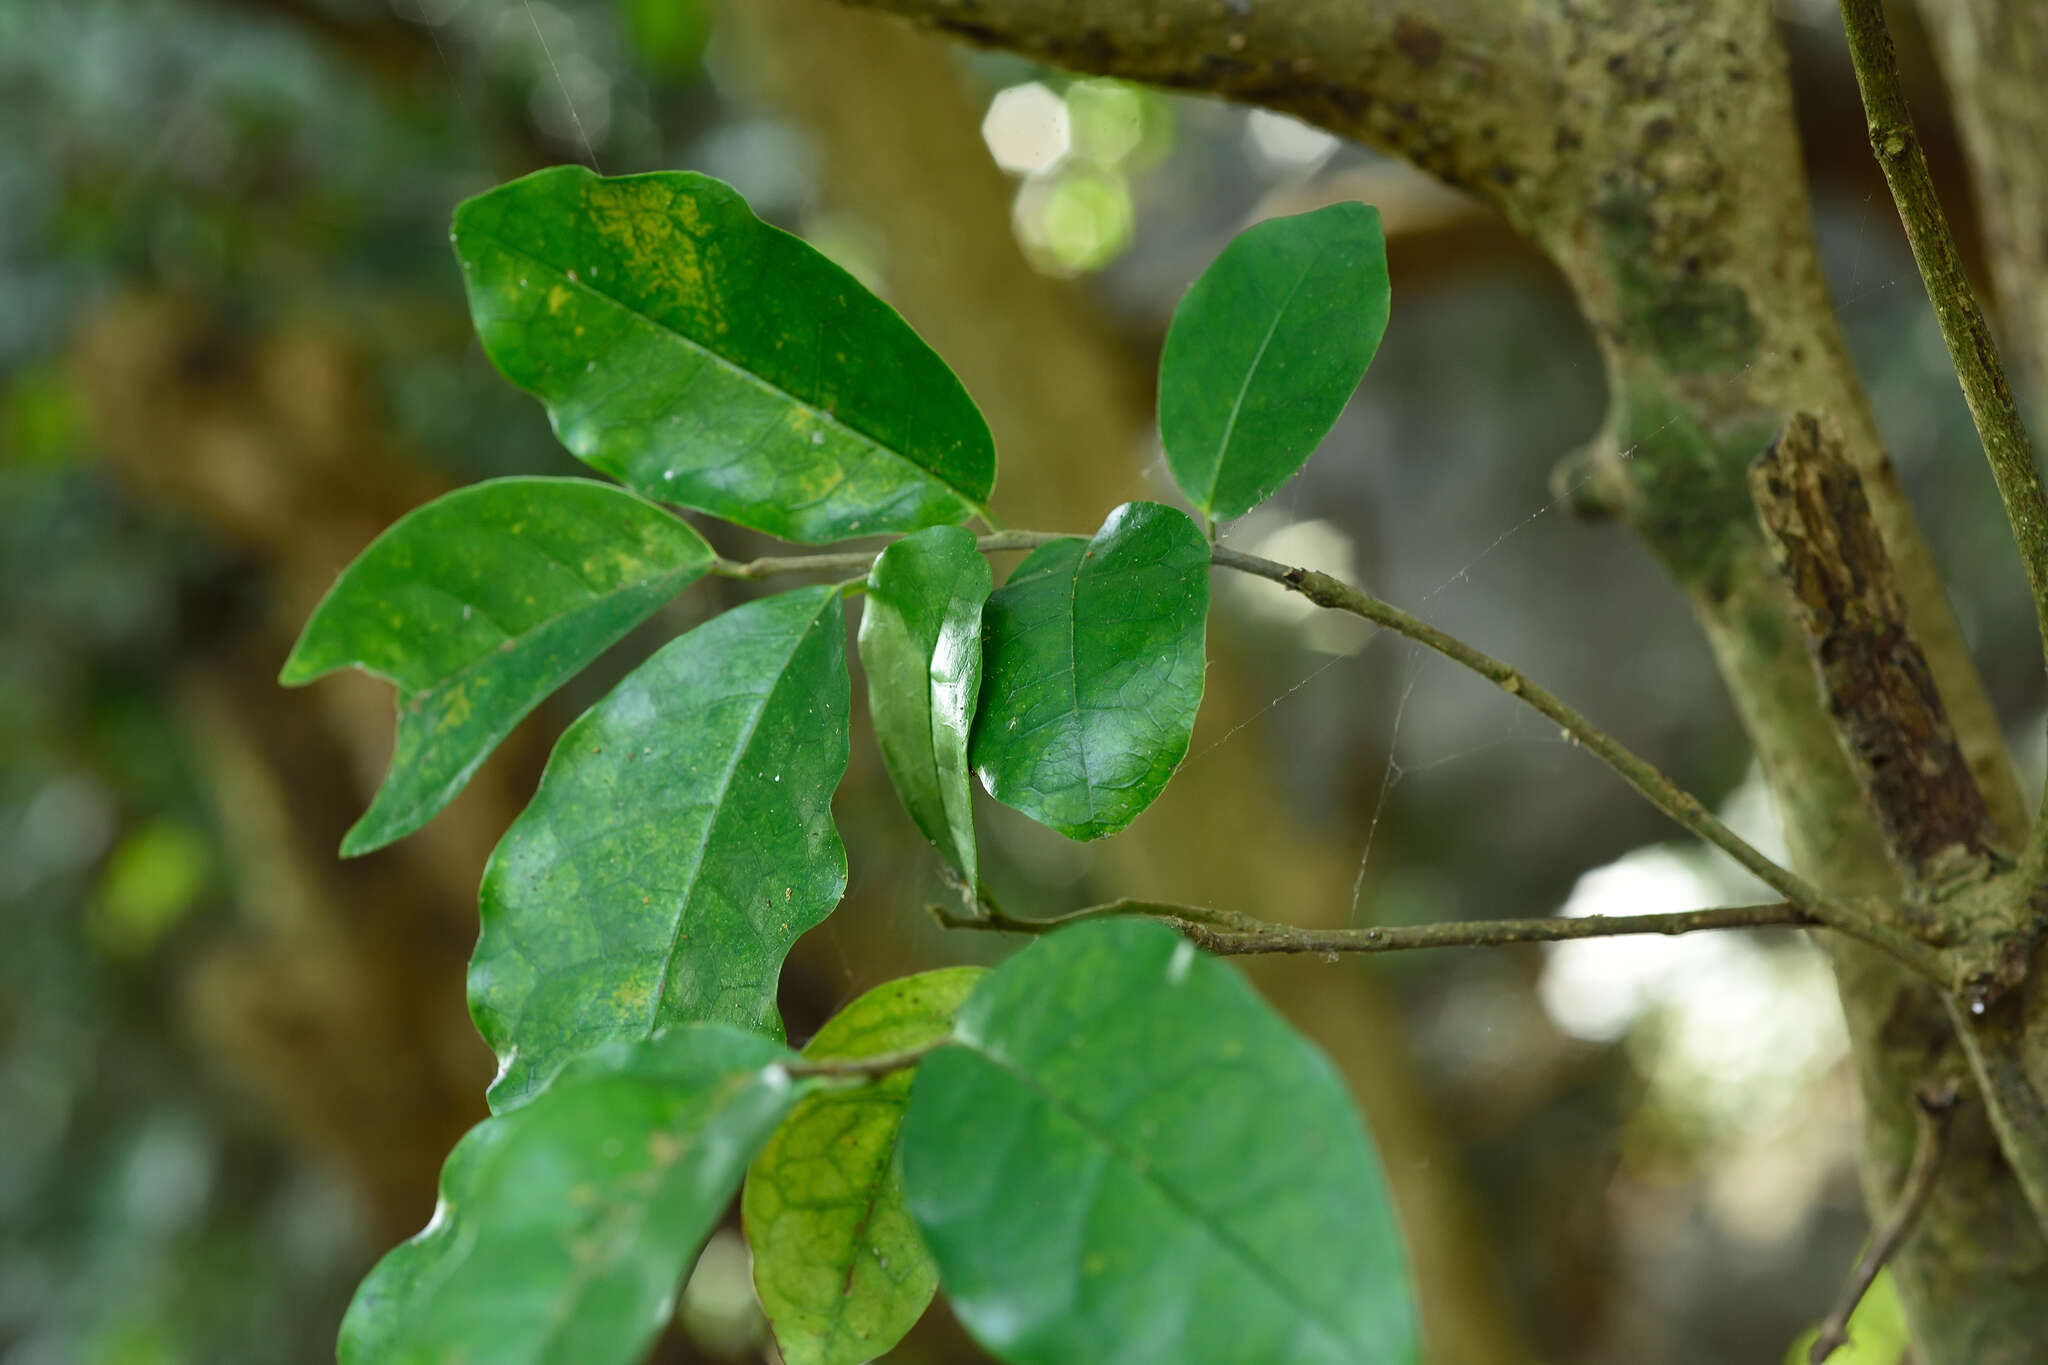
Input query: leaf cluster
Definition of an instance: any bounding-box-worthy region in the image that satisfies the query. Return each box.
[288,166,1406,1364]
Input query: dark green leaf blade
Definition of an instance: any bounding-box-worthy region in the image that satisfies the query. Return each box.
[451,166,995,543]
[471,585,851,1111]
[340,1024,810,1365]
[1159,203,1389,522]
[279,477,714,856]
[899,920,1416,1365]
[857,527,991,881]
[969,503,1208,841]
[743,967,985,1365]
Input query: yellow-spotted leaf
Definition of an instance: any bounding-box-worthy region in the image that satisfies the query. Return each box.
[452,167,995,543]
[470,586,850,1111]
[744,968,984,1365]
[280,477,714,855]
[340,1024,810,1365]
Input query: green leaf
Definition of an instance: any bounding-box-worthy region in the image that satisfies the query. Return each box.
[970,503,1208,841]
[857,527,991,881]
[281,477,714,855]
[340,1023,809,1365]
[472,585,851,1111]
[451,166,995,543]
[1158,203,1389,523]
[743,967,985,1365]
[900,920,1416,1365]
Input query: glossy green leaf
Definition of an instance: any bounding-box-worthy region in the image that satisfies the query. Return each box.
[281,477,714,855]
[452,166,995,543]
[857,527,991,881]
[970,503,1208,841]
[743,967,985,1365]
[899,920,1415,1365]
[1159,203,1389,522]
[471,585,851,1111]
[340,1024,809,1365]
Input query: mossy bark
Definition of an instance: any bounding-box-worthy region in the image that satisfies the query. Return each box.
[832,0,2048,1354]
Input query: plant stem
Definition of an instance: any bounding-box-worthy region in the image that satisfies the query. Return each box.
[1808,1082,1961,1363]
[1211,549,1818,904]
[934,896,1945,973]
[707,525,1951,980]
[1838,0,2048,890]
[937,898,1812,950]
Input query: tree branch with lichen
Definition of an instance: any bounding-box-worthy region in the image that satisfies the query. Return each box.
[1838,0,2048,891]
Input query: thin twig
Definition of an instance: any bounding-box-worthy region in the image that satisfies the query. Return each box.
[1838,0,2048,891]
[783,1039,942,1079]
[704,525,1950,981]
[1809,1081,1962,1363]
[1205,545,1965,979]
[937,898,1832,955]
[712,529,1069,581]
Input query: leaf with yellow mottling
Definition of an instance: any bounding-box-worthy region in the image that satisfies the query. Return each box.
[744,967,984,1365]
[341,1024,810,1365]
[281,477,714,855]
[471,586,851,1111]
[452,166,996,544]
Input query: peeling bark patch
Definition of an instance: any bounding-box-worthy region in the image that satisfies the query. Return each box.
[1749,414,2001,880]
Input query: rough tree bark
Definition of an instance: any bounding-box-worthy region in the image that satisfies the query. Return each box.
[822,0,2048,1358]
[719,6,1532,1359]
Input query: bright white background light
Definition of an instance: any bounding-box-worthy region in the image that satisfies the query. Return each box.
[982,82,1071,175]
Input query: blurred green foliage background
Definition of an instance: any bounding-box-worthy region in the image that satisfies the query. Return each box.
[2,2,2032,1362]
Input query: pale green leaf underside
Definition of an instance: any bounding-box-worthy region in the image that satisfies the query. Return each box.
[279,477,713,855]
[339,1025,807,1365]
[970,502,1209,841]
[743,967,985,1365]
[452,166,995,544]
[471,586,851,1112]
[1159,202,1389,522]
[899,921,1416,1365]
[858,527,991,882]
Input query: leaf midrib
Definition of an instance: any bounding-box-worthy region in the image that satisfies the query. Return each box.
[645,592,836,1033]
[296,536,704,696]
[1203,255,1320,512]
[472,229,988,515]
[526,1070,758,1364]
[1060,547,1097,836]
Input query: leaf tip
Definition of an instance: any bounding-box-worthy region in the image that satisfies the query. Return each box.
[277,642,327,688]
[338,811,402,859]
